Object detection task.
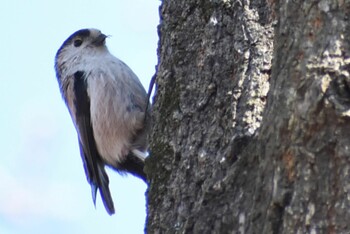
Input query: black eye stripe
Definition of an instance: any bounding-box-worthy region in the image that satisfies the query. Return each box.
[74,39,83,47]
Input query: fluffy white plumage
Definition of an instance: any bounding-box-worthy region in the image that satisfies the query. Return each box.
[55,28,150,215]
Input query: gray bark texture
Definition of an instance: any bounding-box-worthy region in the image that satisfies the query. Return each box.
[145,0,350,233]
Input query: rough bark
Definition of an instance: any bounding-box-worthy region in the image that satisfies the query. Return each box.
[146,0,350,233]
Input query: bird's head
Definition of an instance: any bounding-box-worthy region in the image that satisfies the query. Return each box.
[55,28,108,79]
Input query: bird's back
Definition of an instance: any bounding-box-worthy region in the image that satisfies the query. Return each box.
[86,55,149,168]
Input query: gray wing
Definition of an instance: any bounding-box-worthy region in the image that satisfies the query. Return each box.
[121,64,152,151]
[68,71,115,215]
[113,64,151,181]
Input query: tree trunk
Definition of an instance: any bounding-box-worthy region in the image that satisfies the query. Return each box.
[146,0,350,233]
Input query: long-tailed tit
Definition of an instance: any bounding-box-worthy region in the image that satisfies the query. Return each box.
[54,28,150,215]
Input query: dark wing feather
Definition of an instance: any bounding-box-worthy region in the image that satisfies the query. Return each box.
[73,71,115,215]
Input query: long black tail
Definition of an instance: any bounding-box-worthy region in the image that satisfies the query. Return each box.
[97,164,115,215]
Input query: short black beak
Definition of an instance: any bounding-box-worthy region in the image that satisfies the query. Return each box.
[93,33,107,46]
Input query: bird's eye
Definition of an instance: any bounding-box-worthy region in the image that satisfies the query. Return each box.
[74,38,83,47]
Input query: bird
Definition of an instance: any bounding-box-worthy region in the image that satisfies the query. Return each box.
[54,28,150,215]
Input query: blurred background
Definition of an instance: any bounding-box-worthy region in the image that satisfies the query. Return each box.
[0,1,160,233]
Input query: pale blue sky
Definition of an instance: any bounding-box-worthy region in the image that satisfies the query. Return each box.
[0,1,160,233]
